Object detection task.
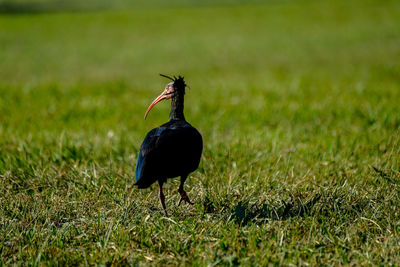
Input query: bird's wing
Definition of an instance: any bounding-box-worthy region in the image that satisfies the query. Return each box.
[135,127,165,183]
[135,150,145,183]
[135,124,202,186]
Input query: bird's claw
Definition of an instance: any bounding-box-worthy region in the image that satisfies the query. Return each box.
[177,191,194,206]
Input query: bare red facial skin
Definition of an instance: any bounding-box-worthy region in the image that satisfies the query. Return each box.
[144,85,174,119]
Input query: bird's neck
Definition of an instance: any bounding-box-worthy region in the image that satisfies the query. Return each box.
[169,94,185,121]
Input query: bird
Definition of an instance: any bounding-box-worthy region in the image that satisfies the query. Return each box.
[135,75,203,216]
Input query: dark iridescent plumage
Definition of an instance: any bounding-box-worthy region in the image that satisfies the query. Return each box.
[135,120,202,188]
[135,75,203,215]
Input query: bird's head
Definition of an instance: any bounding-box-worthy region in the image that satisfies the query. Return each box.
[144,74,186,119]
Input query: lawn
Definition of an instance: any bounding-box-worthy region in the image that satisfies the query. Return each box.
[1,0,400,265]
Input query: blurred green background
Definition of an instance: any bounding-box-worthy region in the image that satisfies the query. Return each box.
[1,0,400,265]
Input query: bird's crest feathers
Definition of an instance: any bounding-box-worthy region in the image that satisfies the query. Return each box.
[159,74,187,93]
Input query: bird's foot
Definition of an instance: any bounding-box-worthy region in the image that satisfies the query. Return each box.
[177,191,194,206]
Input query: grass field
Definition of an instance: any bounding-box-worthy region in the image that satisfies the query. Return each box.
[1,0,400,265]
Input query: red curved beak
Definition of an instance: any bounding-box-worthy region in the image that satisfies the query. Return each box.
[144,90,168,119]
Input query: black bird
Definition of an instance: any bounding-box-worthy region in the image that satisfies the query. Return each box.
[135,75,203,216]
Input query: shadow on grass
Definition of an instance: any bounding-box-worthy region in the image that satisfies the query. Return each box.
[0,1,107,14]
[203,191,370,226]
[229,195,322,225]
[372,166,400,186]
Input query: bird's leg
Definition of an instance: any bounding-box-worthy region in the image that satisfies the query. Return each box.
[177,175,194,206]
[158,180,168,216]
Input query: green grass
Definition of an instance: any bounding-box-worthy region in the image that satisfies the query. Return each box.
[1,0,400,265]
